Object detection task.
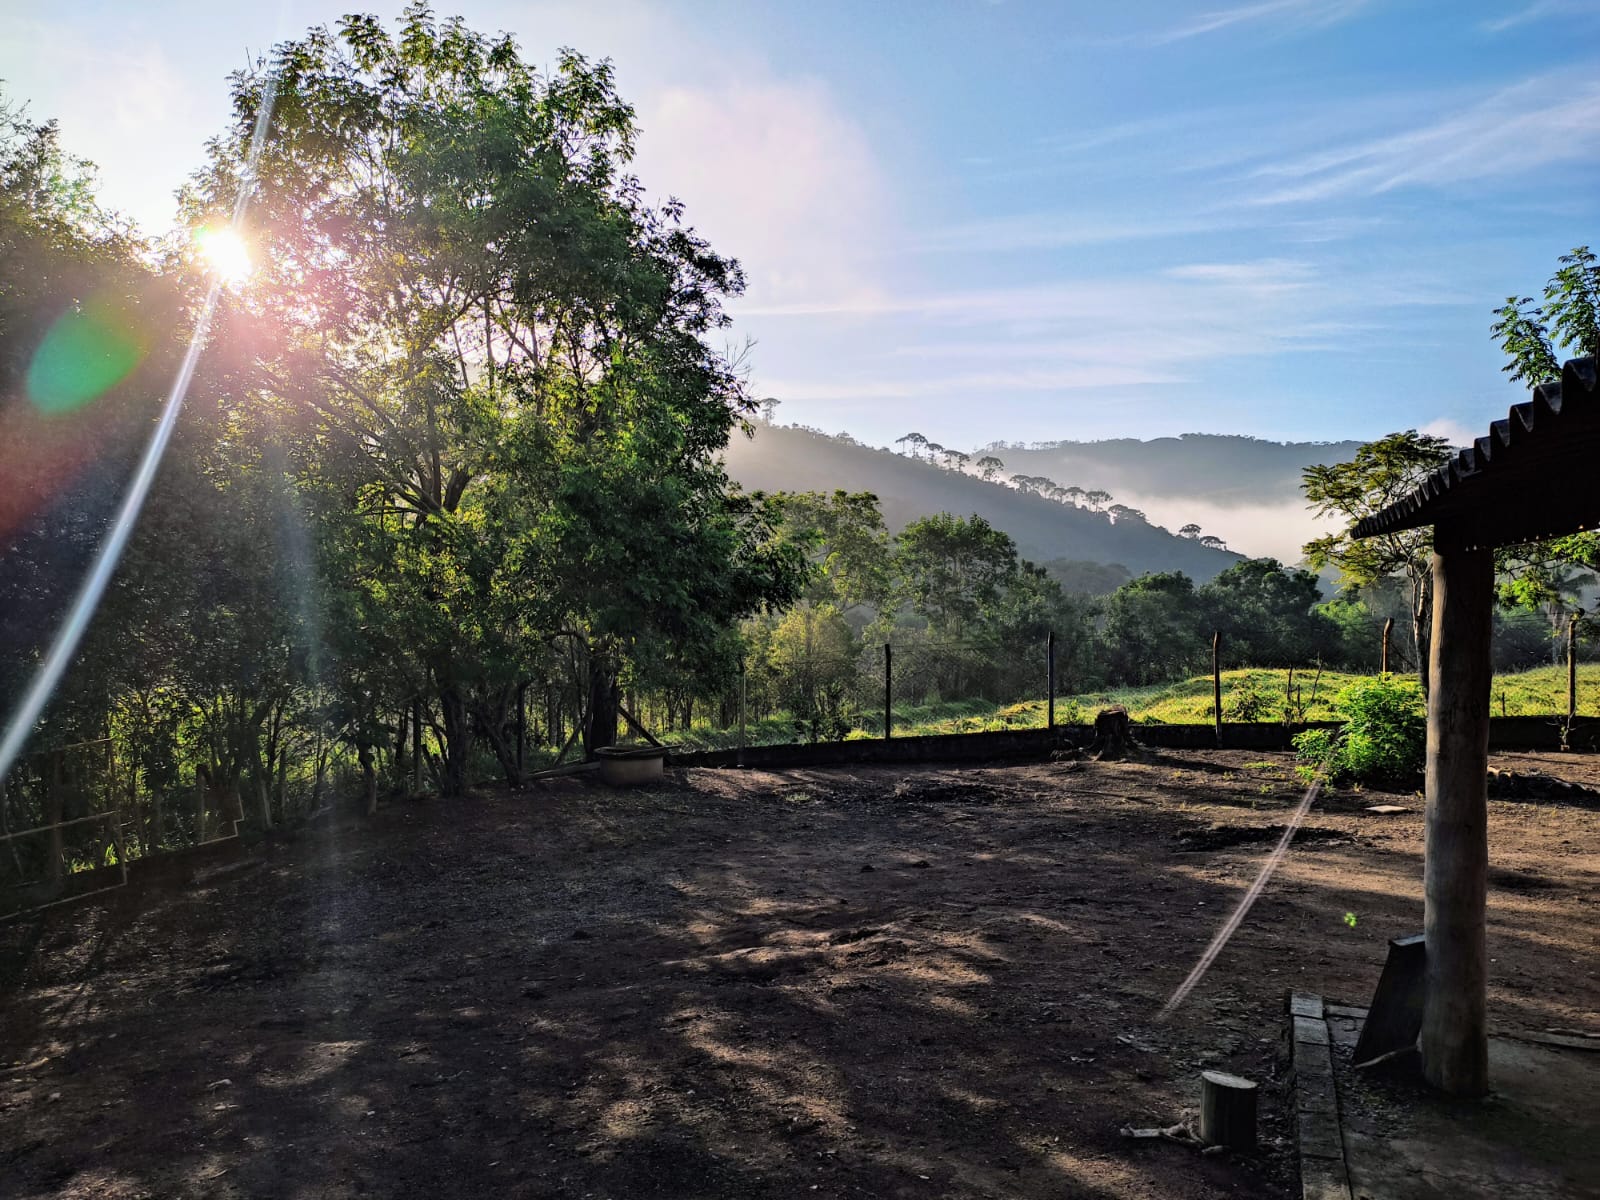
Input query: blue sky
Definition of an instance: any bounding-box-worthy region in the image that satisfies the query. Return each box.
[4,0,1598,454]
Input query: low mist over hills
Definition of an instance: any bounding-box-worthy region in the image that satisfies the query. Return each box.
[723,424,1247,583]
[724,426,1363,572]
[988,434,1365,505]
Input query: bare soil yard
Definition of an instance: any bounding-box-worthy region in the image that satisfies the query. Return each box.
[2,750,1596,1199]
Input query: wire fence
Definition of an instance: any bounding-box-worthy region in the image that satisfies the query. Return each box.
[660,620,1600,753]
[8,618,1596,915]
[0,735,255,920]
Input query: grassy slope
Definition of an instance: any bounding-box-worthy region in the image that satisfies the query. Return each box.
[668,664,1600,748]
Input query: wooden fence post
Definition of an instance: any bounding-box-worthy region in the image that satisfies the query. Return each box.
[884,643,893,740]
[1568,612,1579,726]
[1212,631,1223,745]
[47,751,64,883]
[1047,630,1056,730]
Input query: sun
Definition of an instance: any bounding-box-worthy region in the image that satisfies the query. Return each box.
[195,227,253,286]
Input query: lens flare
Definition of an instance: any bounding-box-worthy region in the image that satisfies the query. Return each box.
[26,300,148,415]
[1157,773,1325,1021]
[196,226,253,285]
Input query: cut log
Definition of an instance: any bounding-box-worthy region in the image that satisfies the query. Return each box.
[1199,1070,1257,1150]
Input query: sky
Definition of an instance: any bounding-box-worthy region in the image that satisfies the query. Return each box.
[3,0,1598,458]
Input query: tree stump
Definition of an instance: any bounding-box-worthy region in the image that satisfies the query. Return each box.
[1199,1070,1257,1150]
[1090,706,1134,760]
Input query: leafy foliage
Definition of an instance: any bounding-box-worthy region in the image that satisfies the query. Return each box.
[1489,247,1600,613]
[1294,676,1424,785]
[1302,432,1454,694]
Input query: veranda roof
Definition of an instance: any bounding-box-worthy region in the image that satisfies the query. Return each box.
[1352,355,1600,550]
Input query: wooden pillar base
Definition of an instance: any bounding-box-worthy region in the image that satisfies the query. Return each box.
[1421,536,1492,1097]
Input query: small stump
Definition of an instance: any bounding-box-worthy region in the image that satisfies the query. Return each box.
[1091,705,1135,760]
[595,746,666,787]
[1199,1070,1257,1150]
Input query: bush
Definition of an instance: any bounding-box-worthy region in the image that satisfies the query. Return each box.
[1225,684,1273,722]
[1294,675,1424,785]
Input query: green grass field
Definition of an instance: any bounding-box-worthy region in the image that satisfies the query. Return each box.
[666,663,1600,749]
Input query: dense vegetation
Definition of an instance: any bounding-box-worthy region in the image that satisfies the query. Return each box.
[1,11,814,862]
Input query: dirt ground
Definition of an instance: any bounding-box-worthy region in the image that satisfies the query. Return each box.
[2,749,1596,1200]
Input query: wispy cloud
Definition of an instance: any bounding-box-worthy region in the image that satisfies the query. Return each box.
[746,257,1417,413]
[1166,258,1314,286]
[1152,0,1371,44]
[1245,72,1600,204]
[913,211,1238,254]
[760,364,1185,401]
[1479,1,1597,34]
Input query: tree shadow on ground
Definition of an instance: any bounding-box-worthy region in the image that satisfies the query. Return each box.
[1,757,1594,1199]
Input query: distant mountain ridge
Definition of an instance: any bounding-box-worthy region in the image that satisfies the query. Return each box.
[721,424,1245,582]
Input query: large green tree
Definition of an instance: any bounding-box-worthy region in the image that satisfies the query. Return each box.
[188,7,802,788]
[1302,432,1454,694]
[1199,557,1336,667]
[894,513,1019,640]
[1099,571,1209,685]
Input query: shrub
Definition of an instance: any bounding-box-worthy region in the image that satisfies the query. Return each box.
[1294,675,1424,785]
[1225,685,1273,722]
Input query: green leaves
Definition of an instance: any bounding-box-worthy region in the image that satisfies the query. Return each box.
[1545,246,1600,363]
[1294,675,1425,785]
[1490,246,1599,387]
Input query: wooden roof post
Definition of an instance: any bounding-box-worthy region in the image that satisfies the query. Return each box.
[1421,523,1492,1096]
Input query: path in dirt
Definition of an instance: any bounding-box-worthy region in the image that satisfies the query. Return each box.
[2,750,1595,1199]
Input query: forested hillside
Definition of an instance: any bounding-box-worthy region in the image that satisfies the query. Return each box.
[722,424,1243,582]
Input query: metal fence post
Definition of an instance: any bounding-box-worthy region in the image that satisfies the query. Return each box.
[884,643,893,740]
[1047,630,1056,730]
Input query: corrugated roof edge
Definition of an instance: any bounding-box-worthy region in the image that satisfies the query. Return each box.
[1351,355,1599,540]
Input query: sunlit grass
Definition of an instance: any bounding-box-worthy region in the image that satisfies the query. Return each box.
[660,663,1600,750]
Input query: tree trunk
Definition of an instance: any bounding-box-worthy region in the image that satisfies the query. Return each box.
[411,697,424,796]
[358,743,378,818]
[1412,570,1433,698]
[1421,536,1492,1096]
[194,764,209,844]
[255,773,272,831]
[0,776,22,880]
[46,752,64,885]
[312,730,329,811]
[585,654,619,757]
[437,684,473,797]
[395,704,410,786]
[475,688,523,788]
